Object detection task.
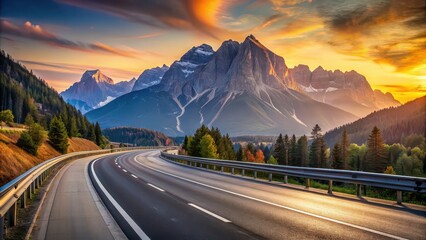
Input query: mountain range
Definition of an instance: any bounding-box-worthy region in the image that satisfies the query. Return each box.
[86,35,374,136]
[288,65,400,117]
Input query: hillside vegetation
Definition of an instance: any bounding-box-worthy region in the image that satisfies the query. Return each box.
[103,127,174,146]
[0,50,102,142]
[0,131,99,186]
[324,96,426,147]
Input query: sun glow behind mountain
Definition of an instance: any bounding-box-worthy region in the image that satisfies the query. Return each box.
[0,0,424,103]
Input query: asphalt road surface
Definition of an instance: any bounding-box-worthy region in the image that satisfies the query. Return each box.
[89,150,426,240]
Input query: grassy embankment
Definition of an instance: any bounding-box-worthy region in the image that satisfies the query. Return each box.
[0,129,99,186]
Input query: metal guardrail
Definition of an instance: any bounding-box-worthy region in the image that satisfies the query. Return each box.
[160,152,426,204]
[0,146,167,239]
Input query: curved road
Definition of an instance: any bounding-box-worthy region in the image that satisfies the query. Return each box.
[89,150,426,240]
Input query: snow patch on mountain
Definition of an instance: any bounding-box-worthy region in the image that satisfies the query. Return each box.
[174,89,210,132]
[208,92,234,127]
[96,96,115,108]
[292,109,307,127]
[195,48,213,56]
[199,88,216,124]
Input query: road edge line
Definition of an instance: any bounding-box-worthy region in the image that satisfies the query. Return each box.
[85,157,128,240]
[91,159,150,240]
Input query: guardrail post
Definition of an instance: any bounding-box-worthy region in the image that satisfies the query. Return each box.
[232,168,235,174]
[27,187,32,200]
[213,165,216,171]
[396,191,402,204]
[328,180,333,194]
[254,171,257,179]
[356,184,362,197]
[20,191,27,208]
[200,163,203,168]
[8,202,17,227]
[0,216,4,240]
[268,173,272,182]
[221,166,224,172]
[242,169,245,176]
[284,175,288,184]
[305,178,310,189]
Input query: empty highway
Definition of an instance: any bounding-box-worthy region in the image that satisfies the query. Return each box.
[89,150,426,240]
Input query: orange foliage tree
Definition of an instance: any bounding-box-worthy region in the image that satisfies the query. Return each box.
[254,149,265,163]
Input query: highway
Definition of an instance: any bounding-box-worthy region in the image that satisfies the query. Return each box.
[89,150,426,240]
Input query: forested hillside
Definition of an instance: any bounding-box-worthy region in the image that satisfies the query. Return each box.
[103,127,174,146]
[0,50,100,141]
[324,96,426,146]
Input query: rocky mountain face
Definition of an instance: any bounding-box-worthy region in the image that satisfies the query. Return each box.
[86,35,357,136]
[288,65,400,117]
[60,70,136,113]
[132,65,168,91]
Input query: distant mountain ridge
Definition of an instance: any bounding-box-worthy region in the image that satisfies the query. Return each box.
[132,65,169,91]
[86,35,358,136]
[60,69,136,113]
[324,96,426,146]
[288,65,400,117]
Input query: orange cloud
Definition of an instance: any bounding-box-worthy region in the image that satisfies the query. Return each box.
[0,19,141,58]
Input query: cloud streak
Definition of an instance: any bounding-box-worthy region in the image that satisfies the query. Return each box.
[0,19,141,58]
[56,0,237,39]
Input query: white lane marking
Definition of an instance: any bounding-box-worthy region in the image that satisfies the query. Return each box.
[188,203,231,223]
[147,183,165,192]
[118,165,121,168]
[115,162,118,165]
[131,174,138,179]
[134,155,408,240]
[123,169,128,173]
[91,160,150,240]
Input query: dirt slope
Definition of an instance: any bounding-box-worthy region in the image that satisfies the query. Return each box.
[0,131,99,186]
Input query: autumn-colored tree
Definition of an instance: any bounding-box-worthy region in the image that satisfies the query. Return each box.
[254,149,265,163]
[245,149,255,162]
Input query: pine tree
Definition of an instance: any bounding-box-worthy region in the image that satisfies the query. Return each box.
[366,126,387,172]
[95,122,104,147]
[273,134,286,165]
[87,124,96,142]
[331,143,343,169]
[68,116,78,137]
[289,134,297,165]
[236,144,243,161]
[309,124,327,168]
[182,135,189,151]
[199,134,218,158]
[341,128,350,169]
[284,134,290,165]
[296,135,308,166]
[48,116,69,154]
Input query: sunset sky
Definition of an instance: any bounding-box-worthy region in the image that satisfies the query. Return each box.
[0,0,424,103]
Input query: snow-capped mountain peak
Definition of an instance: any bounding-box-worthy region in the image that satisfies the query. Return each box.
[81,69,114,84]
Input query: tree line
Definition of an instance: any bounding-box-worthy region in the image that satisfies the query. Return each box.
[181,125,235,160]
[180,124,425,177]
